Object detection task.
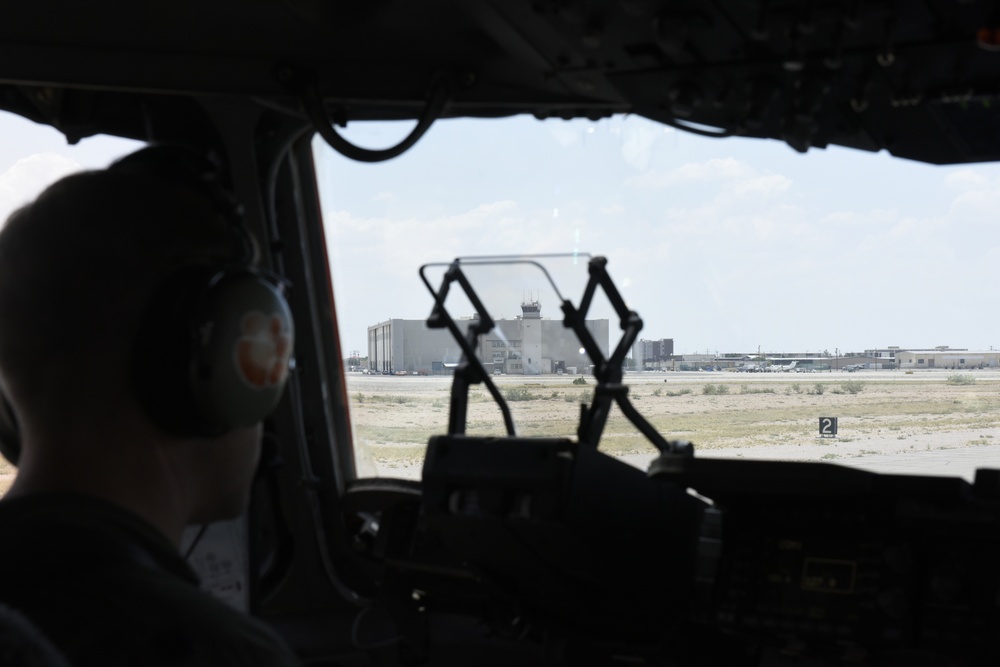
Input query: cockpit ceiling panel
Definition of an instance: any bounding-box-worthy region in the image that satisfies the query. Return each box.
[0,0,999,163]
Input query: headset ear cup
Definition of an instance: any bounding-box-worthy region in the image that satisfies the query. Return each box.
[0,389,21,467]
[132,267,294,437]
[190,271,294,430]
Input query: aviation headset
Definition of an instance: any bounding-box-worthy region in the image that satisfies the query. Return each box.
[0,145,295,466]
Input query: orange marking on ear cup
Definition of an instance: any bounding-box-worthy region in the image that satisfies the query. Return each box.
[235,311,292,389]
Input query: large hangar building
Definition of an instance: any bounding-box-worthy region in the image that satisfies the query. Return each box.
[896,348,1000,369]
[367,301,609,375]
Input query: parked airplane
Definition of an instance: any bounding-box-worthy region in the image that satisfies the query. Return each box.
[767,361,797,372]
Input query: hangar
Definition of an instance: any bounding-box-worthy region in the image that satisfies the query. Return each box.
[367,300,609,375]
[897,348,1000,370]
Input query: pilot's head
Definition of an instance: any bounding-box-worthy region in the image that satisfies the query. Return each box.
[0,145,291,527]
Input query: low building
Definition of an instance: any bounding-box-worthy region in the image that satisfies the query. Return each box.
[896,348,1000,369]
[864,347,901,369]
[367,300,609,375]
[632,338,674,370]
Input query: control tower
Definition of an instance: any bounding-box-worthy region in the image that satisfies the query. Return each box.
[521,299,542,373]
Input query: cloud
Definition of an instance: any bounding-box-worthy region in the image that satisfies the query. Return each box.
[944,169,990,190]
[619,122,667,171]
[622,158,794,211]
[624,157,750,189]
[731,173,792,197]
[948,185,1000,227]
[548,123,582,149]
[325,200,538,277]
[0,153,82,225]
[323,199,620,307]
[818,208,898,227]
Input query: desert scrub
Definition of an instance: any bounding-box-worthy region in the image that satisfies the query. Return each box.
[841,380,865,394]
[355,393,409,404]
[572,376,588,385]
[740,384,775,394]
[503,386,537,402]
[703,384,729,395]
[346,369,1000,453]
[947,374,976,385]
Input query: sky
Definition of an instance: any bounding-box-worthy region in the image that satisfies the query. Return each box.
[315,115,1000,357]
[2,109,1000,358]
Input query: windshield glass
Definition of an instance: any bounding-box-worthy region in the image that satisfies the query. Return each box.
[316,116,1000,481]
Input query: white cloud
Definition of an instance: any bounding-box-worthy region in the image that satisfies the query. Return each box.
[731,173,792,198]
[327,199,573,280]
[624,157,750,189]
[673,157,749,181]
[548,123,582,149]
[622,158,793,207]
[818,208,898,227]
[0,153,82,225]
[750,215,782,240]
[944,169,990,190]
[948,187,1000,226]
[619,122,665,171]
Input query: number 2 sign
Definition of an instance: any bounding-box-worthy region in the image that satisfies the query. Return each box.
[819,417,838,437]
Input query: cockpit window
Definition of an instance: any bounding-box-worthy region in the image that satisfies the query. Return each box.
[313,115,1000,481]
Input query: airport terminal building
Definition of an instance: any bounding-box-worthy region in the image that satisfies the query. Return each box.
[367,301,609,375]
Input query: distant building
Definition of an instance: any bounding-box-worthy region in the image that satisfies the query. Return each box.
[367,300,609,375]
[864,347,901,369]
[632,338,674,370]
[897,347,1000,369]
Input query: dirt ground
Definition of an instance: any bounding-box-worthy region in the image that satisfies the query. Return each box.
[349,369,1000,480]
[2,368,996,495]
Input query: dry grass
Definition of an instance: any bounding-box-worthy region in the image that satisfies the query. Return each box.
[6,373,994,492]
[349,373,1000,468]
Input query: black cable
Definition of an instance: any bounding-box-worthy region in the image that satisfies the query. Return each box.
[301,75,451,163]
[183,524,209,561]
